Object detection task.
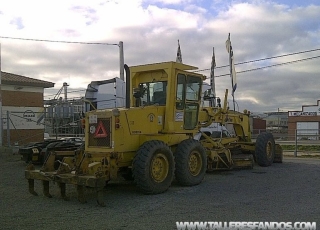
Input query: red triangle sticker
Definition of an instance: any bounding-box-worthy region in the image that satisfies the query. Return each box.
[94,121,108,138]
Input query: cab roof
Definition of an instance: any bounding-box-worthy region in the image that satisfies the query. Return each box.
[129,61,198,73]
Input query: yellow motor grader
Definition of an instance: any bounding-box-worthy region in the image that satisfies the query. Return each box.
[25,61,282,206]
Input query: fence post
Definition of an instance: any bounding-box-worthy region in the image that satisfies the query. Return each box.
[6,110,10,147]
[0,43,2,147]
[294,129,297,157]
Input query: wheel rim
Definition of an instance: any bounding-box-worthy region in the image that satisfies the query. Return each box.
[188,150,202,176]
[151,153,169,183]
[266,141,272,159]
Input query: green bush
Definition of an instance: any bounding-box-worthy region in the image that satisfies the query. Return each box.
[281,145,320,151]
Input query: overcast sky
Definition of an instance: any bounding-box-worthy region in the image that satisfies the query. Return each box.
[0,0,319,113]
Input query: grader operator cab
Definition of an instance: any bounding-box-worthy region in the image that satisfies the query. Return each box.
[25,61,282,206]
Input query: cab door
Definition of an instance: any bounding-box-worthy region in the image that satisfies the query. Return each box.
[175,73,202,130]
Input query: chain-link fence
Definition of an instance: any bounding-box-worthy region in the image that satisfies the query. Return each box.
[2,110,320,153]
[1,110,84,146]
[252,129,320,141]
[253,129,320,156]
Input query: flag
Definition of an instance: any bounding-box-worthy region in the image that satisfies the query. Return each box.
[176,40,182,63]
[211,47,216,76]
[225,33,237,95]
[210,47,216,97]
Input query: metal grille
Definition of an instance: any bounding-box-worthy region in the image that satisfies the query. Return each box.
[88,118,112,147]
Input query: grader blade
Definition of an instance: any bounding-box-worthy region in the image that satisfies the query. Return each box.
[232,154,254,169]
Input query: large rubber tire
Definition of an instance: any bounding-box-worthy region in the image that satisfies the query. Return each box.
[175,139,207,186]
[132,140,174,194]
[255,132,275,167]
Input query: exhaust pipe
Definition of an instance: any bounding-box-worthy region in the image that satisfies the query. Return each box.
[124,64,130,109]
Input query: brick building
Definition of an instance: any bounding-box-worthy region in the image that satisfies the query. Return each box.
[250,117,266,135]
[1,71,54,145]
[288,100,320,140]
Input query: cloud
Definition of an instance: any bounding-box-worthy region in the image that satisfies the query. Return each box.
[0,0,320,113]
[9,17,24,29]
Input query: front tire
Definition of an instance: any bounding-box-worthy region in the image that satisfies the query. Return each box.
[255,132,275,166]
[175,139,207,186]
[132,140,174,194]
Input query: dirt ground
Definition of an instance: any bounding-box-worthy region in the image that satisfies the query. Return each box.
[1,154,319,230]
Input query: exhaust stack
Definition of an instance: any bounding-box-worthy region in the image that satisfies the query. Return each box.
[124,64,130,109]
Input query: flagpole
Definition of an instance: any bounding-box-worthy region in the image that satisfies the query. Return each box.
[228,33,236,111]
[210,47,216,107]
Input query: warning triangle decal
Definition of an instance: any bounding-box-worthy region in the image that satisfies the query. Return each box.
[94,121,108,138]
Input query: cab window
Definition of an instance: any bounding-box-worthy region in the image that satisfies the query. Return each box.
[138,81,167,106]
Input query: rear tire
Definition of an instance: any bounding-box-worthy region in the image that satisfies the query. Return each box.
[175,139,207,186]
[132,140,174,194]
[255,132,275,167]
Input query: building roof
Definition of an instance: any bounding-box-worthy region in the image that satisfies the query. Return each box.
[1,71,54,88]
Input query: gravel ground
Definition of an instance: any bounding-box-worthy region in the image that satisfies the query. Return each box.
[1,154,320,230]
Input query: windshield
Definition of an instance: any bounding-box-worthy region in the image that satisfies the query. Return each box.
[139,81,167,106]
